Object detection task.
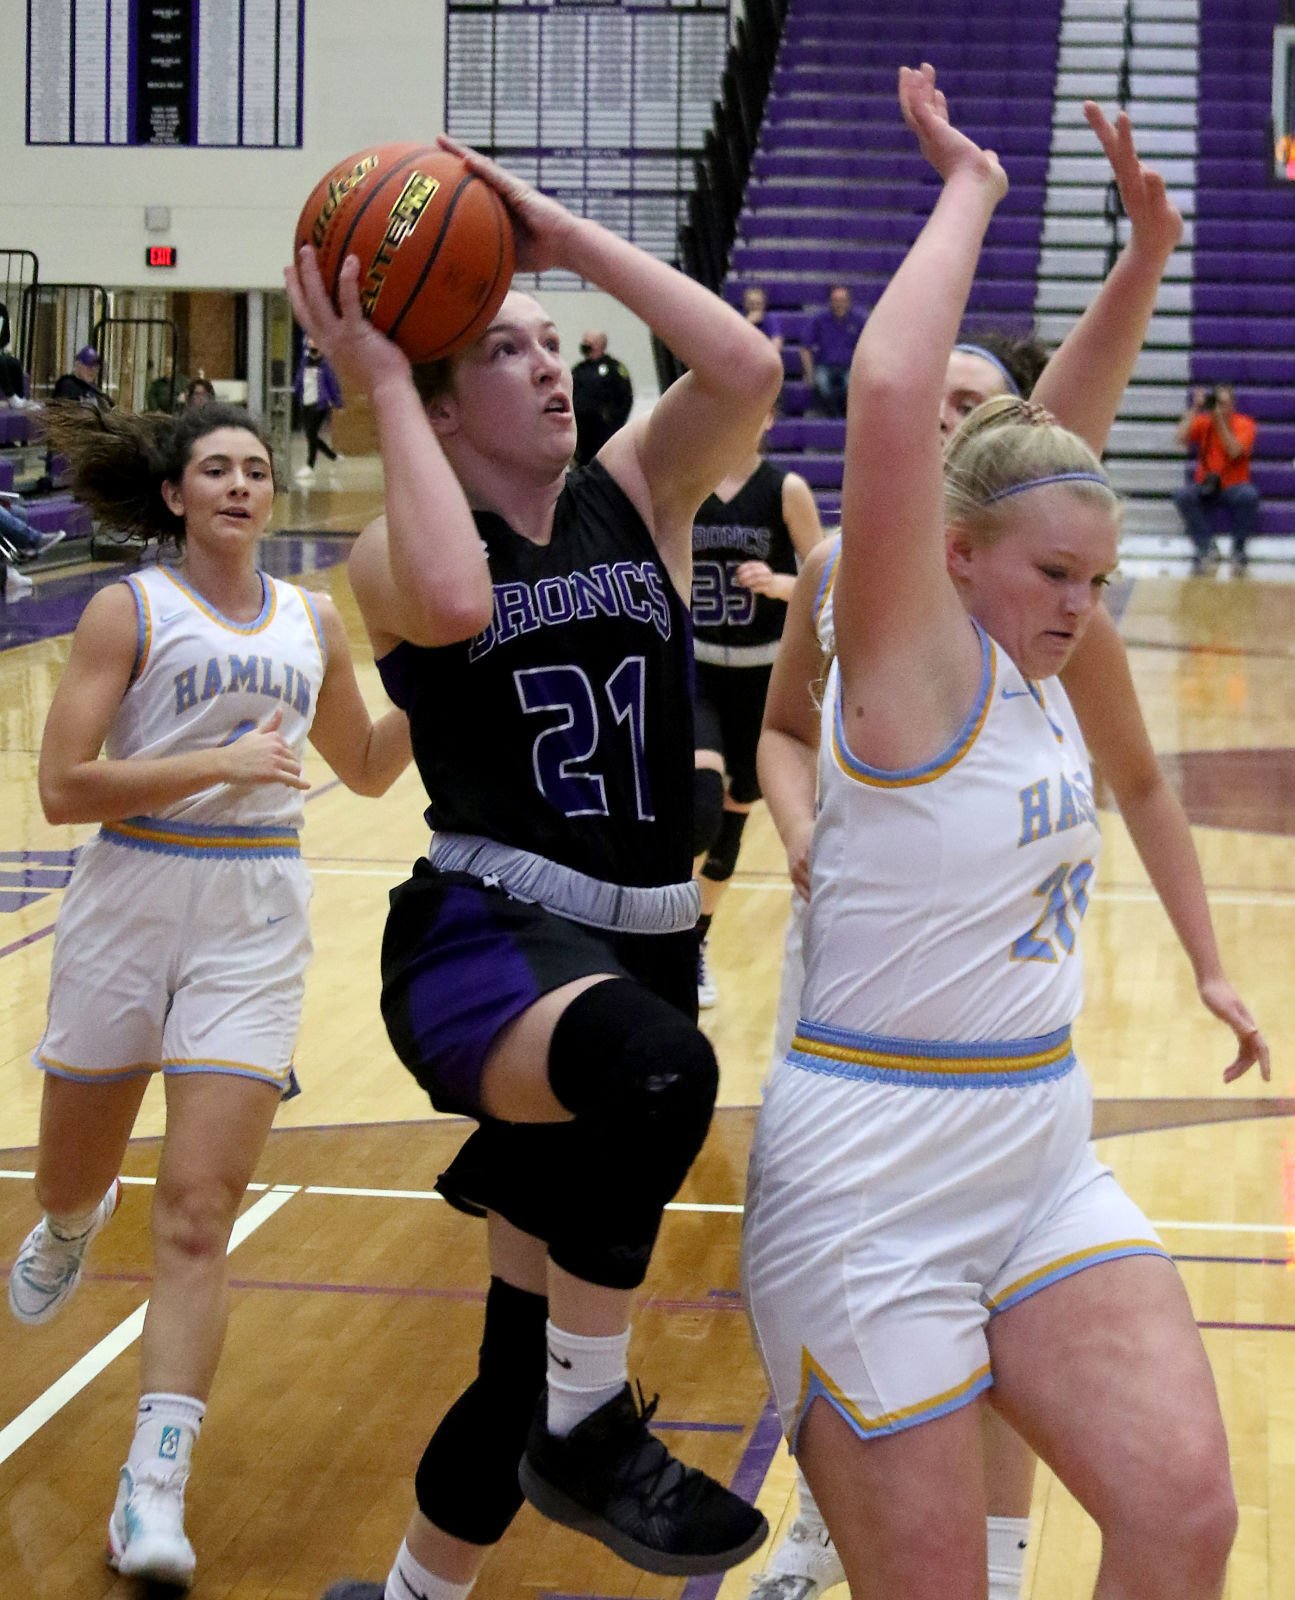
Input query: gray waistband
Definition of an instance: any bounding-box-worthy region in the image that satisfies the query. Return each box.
[694,638,781,667]
[428,832,701,935]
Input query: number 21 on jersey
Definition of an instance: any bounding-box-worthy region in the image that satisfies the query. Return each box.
[515,656,653,821]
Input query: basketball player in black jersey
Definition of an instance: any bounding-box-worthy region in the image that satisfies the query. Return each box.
[692,414,823,1007]
[288,132,783,1600]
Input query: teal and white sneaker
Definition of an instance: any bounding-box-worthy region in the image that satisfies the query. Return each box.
[107,1463,196,1587]
[8,1179,122,1325]
[747,1518,846,1600]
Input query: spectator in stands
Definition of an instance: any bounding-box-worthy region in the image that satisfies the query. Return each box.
[293,339,343,481]
[1174,383,1260,573]
[571,329,634,464]
[0,492,65,559]
[2,555,33,602]
[742,285,784,355]
[53,346,113,412]
[184,377,217,409]
[800,284,865,418]
[0,303,27,404]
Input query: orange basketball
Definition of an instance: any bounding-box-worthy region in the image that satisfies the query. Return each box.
[294,143,515,363]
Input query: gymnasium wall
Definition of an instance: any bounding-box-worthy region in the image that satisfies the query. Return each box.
[0,0,670,396]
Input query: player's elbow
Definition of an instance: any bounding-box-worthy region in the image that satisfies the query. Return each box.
[401,585,494,649]
[746,337,786,406]
[39,773,80,826]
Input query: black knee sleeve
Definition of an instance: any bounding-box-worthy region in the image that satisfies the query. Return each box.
[413,1276,548,1546]
[693,766,726,859]
[545,979,719,1290]
[701,807,748,883]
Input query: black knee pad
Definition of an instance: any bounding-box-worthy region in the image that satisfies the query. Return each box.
[693,766,726,859]
[701,807,748,883]
[545,979,719,1289]
[414,1275,547,1546]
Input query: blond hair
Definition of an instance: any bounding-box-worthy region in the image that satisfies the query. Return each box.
[943,395,1121,540]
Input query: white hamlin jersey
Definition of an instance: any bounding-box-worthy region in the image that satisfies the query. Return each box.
[107,565,327,829]
[802,621,1100,1043]
[812,535,840,656]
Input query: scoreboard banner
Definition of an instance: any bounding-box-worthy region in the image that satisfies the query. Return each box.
[446,0,731,288]
[26,0,304,148]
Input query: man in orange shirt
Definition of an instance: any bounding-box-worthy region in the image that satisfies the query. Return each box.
[1173,383,1260,573]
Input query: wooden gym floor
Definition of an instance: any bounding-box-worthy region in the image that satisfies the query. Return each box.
[1,459,1292,1597]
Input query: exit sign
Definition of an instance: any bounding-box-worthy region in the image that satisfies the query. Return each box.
[146,244,178,267]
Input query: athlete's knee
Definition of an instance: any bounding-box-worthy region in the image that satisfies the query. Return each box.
[544,980,718,1288]
[151,1175,243,1266]
[701,807,749,884]
[548,978,719,1160]
[1099,1432,1236,1584]
[414,1276,548,1546]
[692,765,725,859]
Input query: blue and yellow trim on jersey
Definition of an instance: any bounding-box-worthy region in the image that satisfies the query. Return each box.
[162,1057,300,1097]
[789,1018,1076,1088]
[159,566,278,634]
[101,815,300,858]
[35,1050,300,1099]
[792,1349,992,1450]
[813,535,841,626]
[832,621,996,787]
[298,586,329,670]
[34,1051,158,1083]
[123,574,153,682]
[987,1238,1168,1315]
[1022,677,1066,744]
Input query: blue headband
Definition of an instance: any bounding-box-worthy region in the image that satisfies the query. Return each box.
[952,343,1022,398]
[984,471,1111,505]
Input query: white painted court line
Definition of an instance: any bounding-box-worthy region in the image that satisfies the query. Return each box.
[299,866,1295,912]
[305,1184,446,1201]
[2,1168,1284,1232]
[0,1185,299,1467]
[724,881,1295,909]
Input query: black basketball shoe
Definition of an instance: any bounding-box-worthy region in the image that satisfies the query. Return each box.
[519,1383,769,1575]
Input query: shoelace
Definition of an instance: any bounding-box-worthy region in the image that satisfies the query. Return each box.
[17,1228,83,1294]
[125,1469,190,1530]
[614,1384,707,1512]
[751,1579,817,1600]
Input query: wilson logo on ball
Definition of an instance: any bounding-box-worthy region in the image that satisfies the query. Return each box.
[295,142,516,363]
[360,171,442,317]
[309,154,380,249]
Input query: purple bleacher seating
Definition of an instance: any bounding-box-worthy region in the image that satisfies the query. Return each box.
[22,494,92,541]
[1190,0,1295,535]
[0,411,36,447]
[0,458,13,493]
[722,1,1062,511]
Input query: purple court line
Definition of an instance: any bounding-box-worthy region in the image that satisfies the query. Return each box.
[1200,1321,1295,1333]
[1122,636,1295,662]
[0,922,56,962]
[681,1399,784,1600]
[63,1268,750,1321]
[0,778,345,965]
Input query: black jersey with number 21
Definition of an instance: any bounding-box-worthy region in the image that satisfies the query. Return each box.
[376,461,695,890]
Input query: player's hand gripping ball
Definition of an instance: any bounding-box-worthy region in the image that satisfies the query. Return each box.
[294,143,516,362]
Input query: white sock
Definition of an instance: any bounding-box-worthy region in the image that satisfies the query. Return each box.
[47,1204,101,1241]
[127,1392,205,1479]
[385,1540,474,1600]
[545,1320,630,1437]
[986,1514,1030,1600]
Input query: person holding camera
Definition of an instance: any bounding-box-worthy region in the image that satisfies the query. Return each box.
[1173,384,1260,573]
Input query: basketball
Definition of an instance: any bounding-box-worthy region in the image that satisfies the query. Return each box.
[294,143,515,363]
